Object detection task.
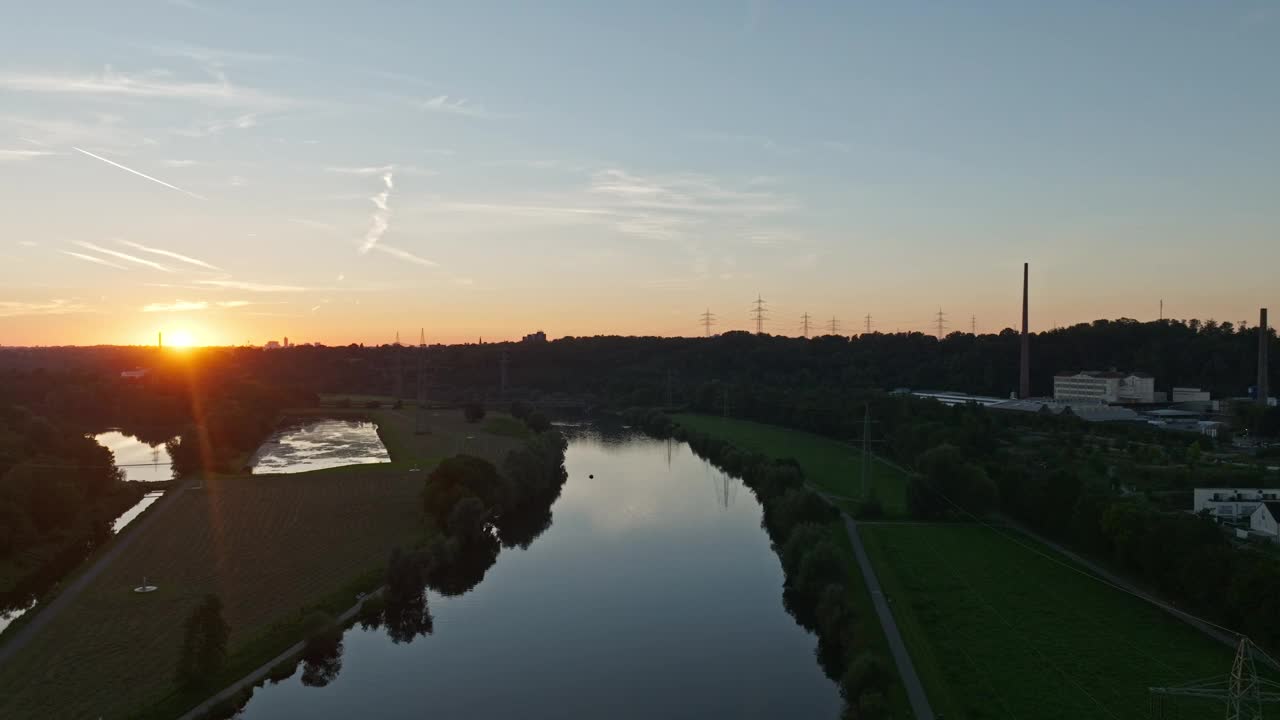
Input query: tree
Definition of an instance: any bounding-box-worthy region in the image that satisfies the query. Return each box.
[176,594,230,687]
[525,412,551,433]
[463,401,486,423]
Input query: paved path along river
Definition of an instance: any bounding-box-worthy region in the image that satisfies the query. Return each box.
[0,477,196,667]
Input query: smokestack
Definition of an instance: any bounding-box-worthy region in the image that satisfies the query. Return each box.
[1020,262,1030,399]
[1260,308,1270,406]
[158,331,163,349]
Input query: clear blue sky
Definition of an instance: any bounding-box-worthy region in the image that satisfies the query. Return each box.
[2,1,1277,344]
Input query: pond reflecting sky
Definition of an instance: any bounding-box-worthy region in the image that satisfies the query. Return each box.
[250,419,390,475]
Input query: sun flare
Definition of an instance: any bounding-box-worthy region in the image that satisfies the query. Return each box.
[165,330,196,348]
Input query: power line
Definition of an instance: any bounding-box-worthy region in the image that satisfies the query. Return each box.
[699,308,716,337]
[865,313,872,334]
[800,312,812,338]
[971,314,977,335]
[751,295,768,335]
[827,316,841,334]
[935,307,948,338]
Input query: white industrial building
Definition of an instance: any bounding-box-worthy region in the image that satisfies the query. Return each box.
[1172,387,1211,403]
[1053,371,1156,404]
[1250,502,1280,541]
[1194,488,1280,522]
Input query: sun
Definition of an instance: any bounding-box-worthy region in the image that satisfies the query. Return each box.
[165,330,196,348]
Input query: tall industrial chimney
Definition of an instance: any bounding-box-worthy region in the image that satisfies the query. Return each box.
[158,331,163,349]
[1020,262,1030,399]
[1260,308,1270,406]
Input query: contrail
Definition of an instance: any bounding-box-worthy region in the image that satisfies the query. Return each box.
[61,250,127,269]
[72,147,205,199]
[120,240,219,270]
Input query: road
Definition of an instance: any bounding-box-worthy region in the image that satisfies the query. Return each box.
[841,512,936,720]
[0,476,196,667]
[809,485,934,719]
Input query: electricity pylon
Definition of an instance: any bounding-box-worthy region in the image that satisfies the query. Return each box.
[1149,637,1280,720]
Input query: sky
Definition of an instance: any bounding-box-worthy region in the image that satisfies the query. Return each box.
[1,1,1278,346]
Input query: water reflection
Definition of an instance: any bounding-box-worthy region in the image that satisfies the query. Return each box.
[238,426,839,719]
[91,431,175,482]
[111,490,164,533]
[250,419,390,474]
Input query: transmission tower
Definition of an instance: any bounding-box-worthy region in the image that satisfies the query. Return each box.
[700,308,716,337]
[935,308,948,338]
[971,315,977,335]
[1149,637,1280,720]
[393,334,403,402]
[415,329,429,434]
[801,312,812,338]
[828,316,841,334]
[751,295,768,335]
[855,406,885,498]
[865,313,872,334]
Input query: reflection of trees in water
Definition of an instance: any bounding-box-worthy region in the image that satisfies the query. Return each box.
[494,484,564,549]
[299,627,343,687]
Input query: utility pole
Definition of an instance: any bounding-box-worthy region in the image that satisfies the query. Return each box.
[752,295,768,335]
[700,308,716,337]
[828,316,841,334]
[801,312,812,338]
[855,406,884,499]
[935,308,948,338]
[415,329,429,434]
[971,315,976,335]
[864,314,872,334]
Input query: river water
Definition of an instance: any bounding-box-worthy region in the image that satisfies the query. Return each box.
[235,427,840,719]
[92,431,174,482]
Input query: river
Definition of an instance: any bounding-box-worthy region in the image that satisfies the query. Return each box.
[235,426,840,719]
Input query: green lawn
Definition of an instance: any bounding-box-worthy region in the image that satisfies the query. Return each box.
[860,523,1239,719]
[673,414,909,515]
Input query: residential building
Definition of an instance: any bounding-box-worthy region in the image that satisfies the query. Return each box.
[264,340,281,350]
[1053,371,1155,404]
[1249,502,1280,541]
[522,331,548,344]
[1193,488,1280,522]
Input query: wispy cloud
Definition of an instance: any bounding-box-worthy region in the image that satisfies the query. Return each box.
[0,299,95,317]
[175,113,259,138]
[326,164,435,177]
[372,242,437,267]
[162,159,199,167]
[0,67,291,109]
[359,171,394,254]
[0,149,56,161]
[72,147,205,199]
[288,218,339,233]
[217,300,251,308]
[119,240,219,270]
[420,95,498,119]
[196,279,307,292]
[142,300,208,312]
[143,42,283,66]
[75,241,171,271]
[61,250,127,270]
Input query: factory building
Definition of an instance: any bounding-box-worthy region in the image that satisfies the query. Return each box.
[1053,371,1155,404]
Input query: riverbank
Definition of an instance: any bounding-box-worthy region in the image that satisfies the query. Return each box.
[0,406,526,720]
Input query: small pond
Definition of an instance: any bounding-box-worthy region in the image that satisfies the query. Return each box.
[91,431,175,482]
[250,419,390,474]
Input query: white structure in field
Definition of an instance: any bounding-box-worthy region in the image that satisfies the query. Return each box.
[1249,502,1280,541]
[1053,371,1156,404]
[1194,488,1280,522]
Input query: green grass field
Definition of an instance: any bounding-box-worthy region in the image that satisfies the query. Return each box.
[672,414,909,514]
[0,407,525,720]
[860,523,1240,719]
